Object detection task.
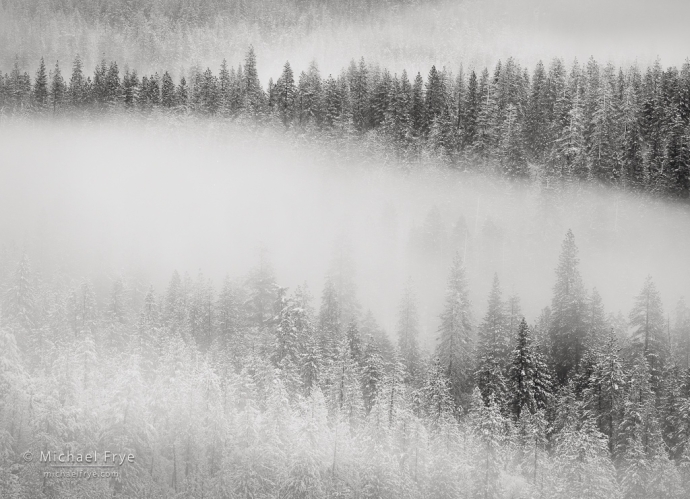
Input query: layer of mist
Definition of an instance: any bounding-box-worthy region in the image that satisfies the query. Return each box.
[2,119,689,349]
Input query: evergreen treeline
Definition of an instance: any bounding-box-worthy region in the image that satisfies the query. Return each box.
[2,49,690,197]
[1,230,690,498]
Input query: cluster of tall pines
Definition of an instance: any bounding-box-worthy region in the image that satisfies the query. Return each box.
[2,48,689,197]
[1,229,689,498]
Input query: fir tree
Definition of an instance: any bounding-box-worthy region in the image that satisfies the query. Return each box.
[275,62,297,126]
[629,275,667,393]
[33,57,48,108]
[161,71,176,108]
[549,230,588,383]
[509,318,552,419]
[436,252,473,410]
[397,278,421,385]
[49,61,66,113]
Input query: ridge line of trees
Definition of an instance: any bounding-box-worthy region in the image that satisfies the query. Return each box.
[2,48,689,197]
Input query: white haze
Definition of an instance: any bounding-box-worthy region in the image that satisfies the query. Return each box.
[1,120,689,351]
[3,0,689,83]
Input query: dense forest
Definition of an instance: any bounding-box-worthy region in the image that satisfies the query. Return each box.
[1,226,690,498]
[1,48,689,198]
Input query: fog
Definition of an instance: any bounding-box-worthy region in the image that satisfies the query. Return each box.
[2,119,689,350]
[3,0,689,82]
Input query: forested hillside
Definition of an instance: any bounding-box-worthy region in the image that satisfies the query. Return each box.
[2,48,689,197]
[1,227,689,498]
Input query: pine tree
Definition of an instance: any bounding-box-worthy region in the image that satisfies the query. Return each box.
[176,76,188,110]
[49,61,66,113]
[436,252,473,410]
[588,63,619,183]
[397,278,421,385]
[509,318,552,419]
[161,71,176,108]
[318,275,341,360]
[467,387,507,499]
[275,62,297,126]
[361,336,384,415]
[410,72,425,137]
[477,274,511,367]
[214,275,242,360]
[105,61,121,107]
[629,275,667,393]
[218,59,231,115]
[498,103,528,177]
[323,74,341,128]
[475,68,499,161]
[33,57,48,108]
[245,249,278,341]
[672,297,690,369]
[243,46,265,115]
[526,60,549,162]
[463,70,480,150]
[350,58,370,132]
[425,65,445,134]
[3,253,35,332]
[619,69,646,188]
[549,230,588,383]
[585,288,608,352]
[585,329,626,457]
[272,288,302,393]
[423,356,454,425]
[122,69,140,108]
[665,111,690,197]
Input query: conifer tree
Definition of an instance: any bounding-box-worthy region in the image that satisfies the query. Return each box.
[33,57,48,108]
[423,356,454,425]
[672,297,690,369]
[436,252,473,409]
[475,69,499,161]
[509,318,552,419]
[629,276,667,393]
[323,74,341,128]
[318,275,341,360]
[161,71,176,108]
[397,279,421,385]
[585,329,626,456]
[245,250,278,337]
[498,103,528,177]
[463,70,479,150]
[526,60,549,161]
[350,58,370,132]
[176,76,188,110]
[105,61,121,107]
[243,46,265,114]
[549,230,588,383]
[49,60,66,113]
[410,72,425,137]
[477,274,511,367]
[276,62,297,126]
[424,65,445,133]
[467,387,507,499]
[218,59,231,115]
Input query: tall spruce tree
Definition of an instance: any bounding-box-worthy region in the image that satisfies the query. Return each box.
[436,252,473,410]
[509,318,552,419]
[397,278,421,385]
[629,275,667,393]
[549,230,588,383]
[33,57,48,108]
